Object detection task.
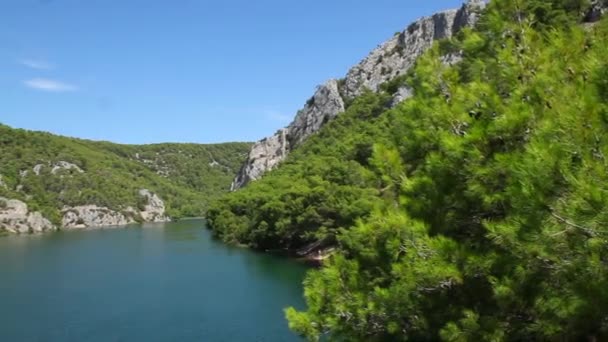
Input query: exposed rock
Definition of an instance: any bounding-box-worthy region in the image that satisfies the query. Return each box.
[138,189,170,222]
[344,11,454,98]
[51,161,84,175]
[62,205,134,229]
[586,0,608,23]
[33,164,44,176]
[0,197,56,234]
[441,53,464,66]
[392,86,413,107]
[23,161,85,178]
[231,1,485,190]
[231,81,344,190]
[288,80,346,147]
[231,129,289,190]
[344,0,485,99]
[60,189,169,229]
[453,0,486,31]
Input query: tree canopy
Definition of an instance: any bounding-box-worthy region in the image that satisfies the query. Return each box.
[209,0,608,339]
[0,124,250,223]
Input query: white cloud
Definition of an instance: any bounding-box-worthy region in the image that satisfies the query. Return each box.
[23,78,78,92]
[19,59,53,70]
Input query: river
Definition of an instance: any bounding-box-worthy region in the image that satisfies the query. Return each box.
[0,219,308,341]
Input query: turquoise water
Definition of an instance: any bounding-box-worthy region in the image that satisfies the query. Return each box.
[0,219,308,341]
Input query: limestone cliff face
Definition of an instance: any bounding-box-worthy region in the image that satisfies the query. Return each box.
[0,198,56,234]
[0,188,170,233]
[61,205,135,229]
[61,188,170,230]
[231,1,485,190]
[138,189,170,223]
[231,80,346,190]
[231,129,289,190]
[288,80,346,147]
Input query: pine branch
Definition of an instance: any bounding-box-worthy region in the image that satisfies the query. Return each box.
[549,209,598,237]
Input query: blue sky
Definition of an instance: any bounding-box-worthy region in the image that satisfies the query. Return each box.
[1,0,463,144]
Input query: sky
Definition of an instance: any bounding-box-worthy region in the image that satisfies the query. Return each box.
[1,0,464,144]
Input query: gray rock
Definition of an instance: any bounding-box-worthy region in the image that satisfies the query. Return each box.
[32,164,44,176]
[441,53,464,66]
[231,80,344,190]
[31,161,85,176]
[288,80,346,147]
[51,161,84,175]
[231,1,486,190]
[392,86,413,107]
[138,189,170,223]
[0,197,56,234]
[231,129,289,190]
[61,190,170,229]
[343,10,457,99]
[586,0,608,23]
[61,205,135,229]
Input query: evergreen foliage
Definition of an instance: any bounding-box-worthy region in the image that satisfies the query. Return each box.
[0,125,250,223]
[210,0,608,339]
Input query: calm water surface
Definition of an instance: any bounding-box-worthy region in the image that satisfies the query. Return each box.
[0,219,308,341]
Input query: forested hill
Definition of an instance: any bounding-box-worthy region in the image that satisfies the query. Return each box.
[0,124,250,231]
[209,0,608,340]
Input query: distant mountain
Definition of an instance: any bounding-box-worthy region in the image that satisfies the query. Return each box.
[0,124,250,233]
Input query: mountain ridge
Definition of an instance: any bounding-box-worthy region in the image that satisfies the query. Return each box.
[230,0,487,190]
[0,123,251,233]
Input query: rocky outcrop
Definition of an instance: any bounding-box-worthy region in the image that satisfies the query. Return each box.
[61,189,170,229]
[231,1,485,190]
[392,87,413,107]
[27,161,85,177]
[61,205,135,229]
[231,80,346,190]
[0,198,56,234]
[231,129,289,190]
[51,161,84,175]
[288,80,346,147]
[1,188,170,233]
[33,164,44,176]
[586,0,608,23]
[138,189,170,222]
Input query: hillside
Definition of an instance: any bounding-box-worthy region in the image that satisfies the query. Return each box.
[0,124,250,233]
[209,0,608,340]
[230,0,485,190]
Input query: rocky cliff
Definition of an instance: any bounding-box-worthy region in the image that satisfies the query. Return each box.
[231,0,486,190]
[0,188,170,233]
[60,188,170,230]
[0,198,56,234]
[138,189,170,223]
[231,129,289,190]
[61,205,135,229]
